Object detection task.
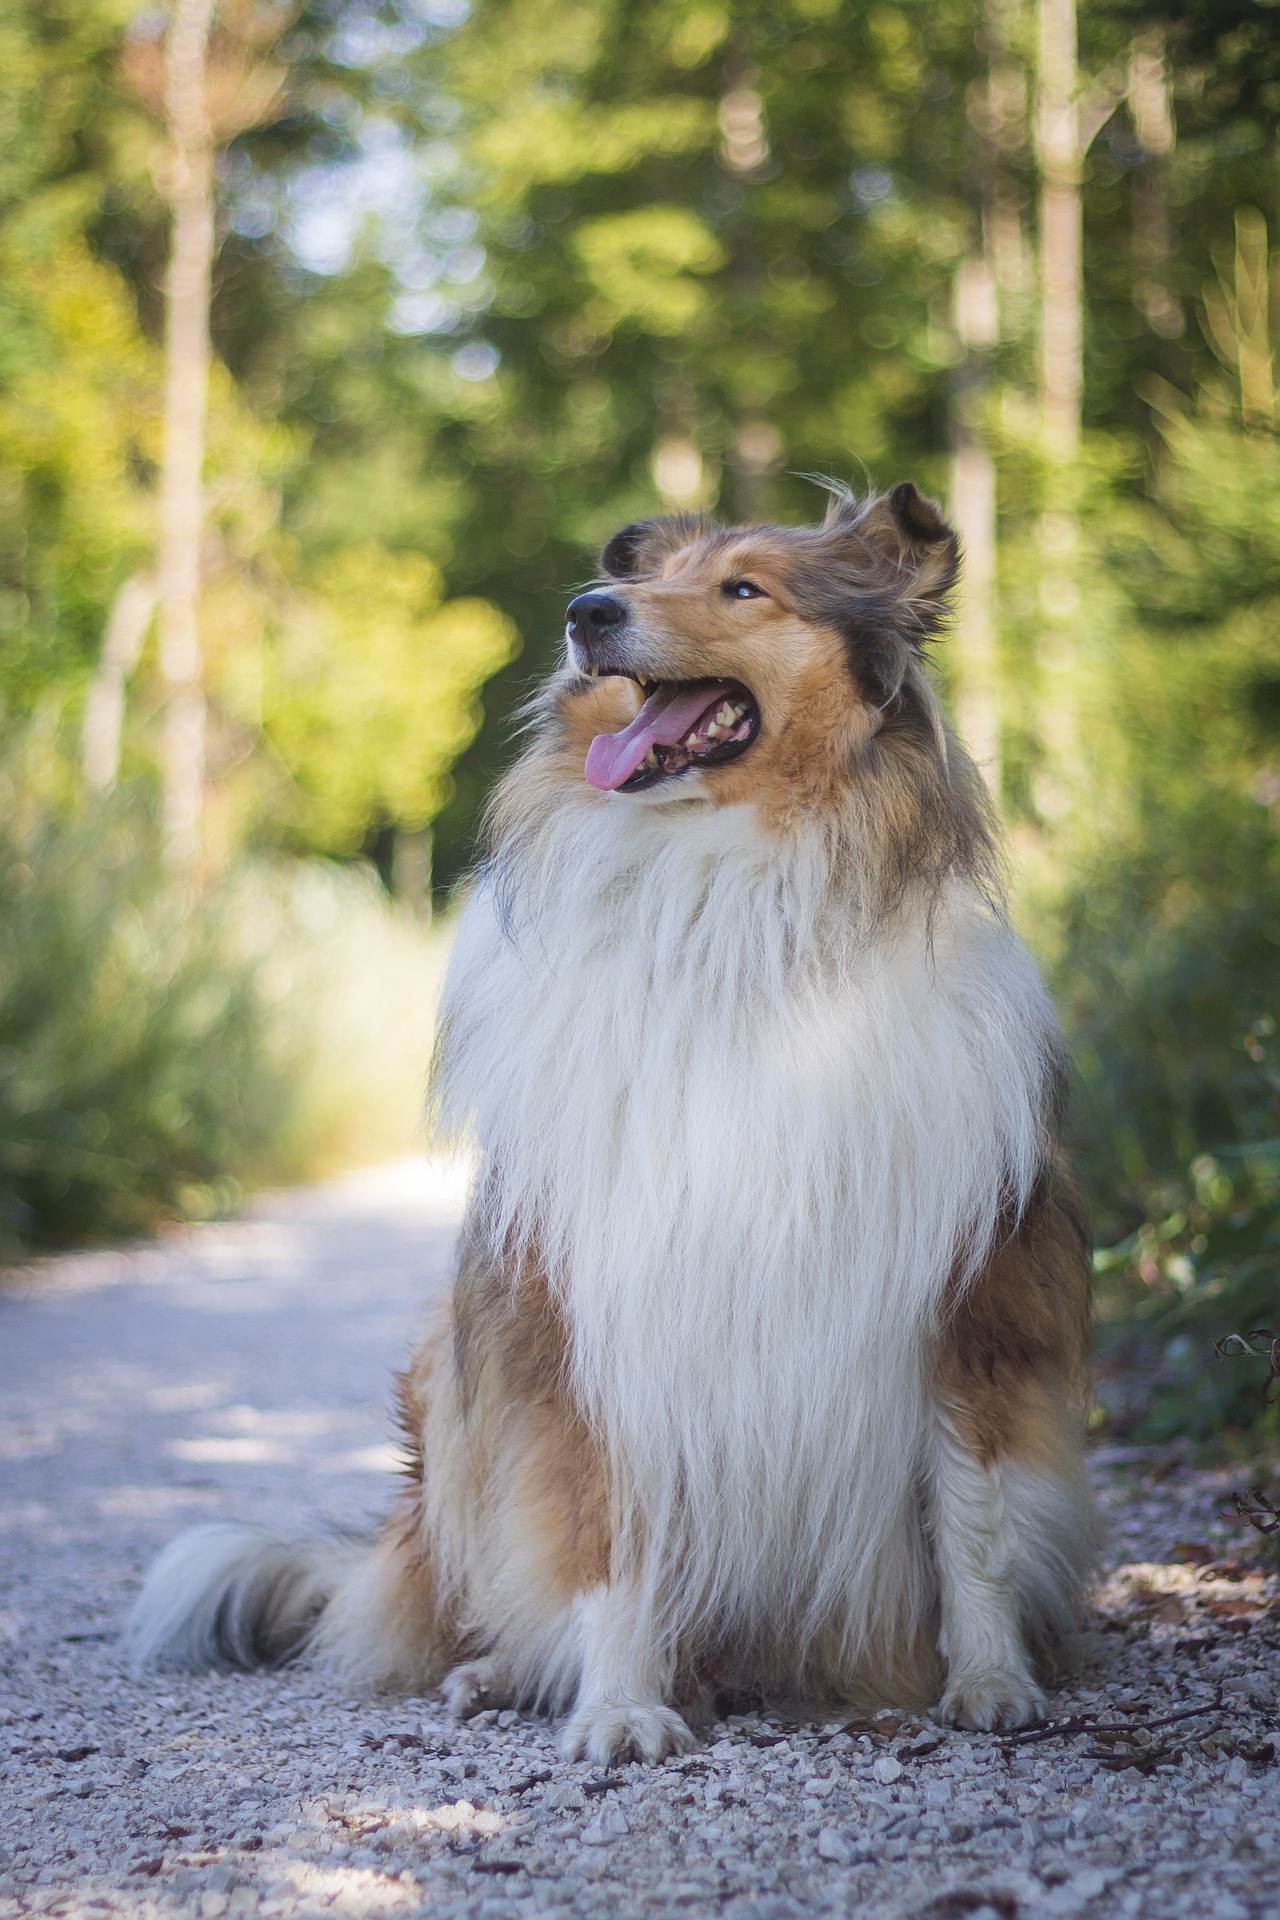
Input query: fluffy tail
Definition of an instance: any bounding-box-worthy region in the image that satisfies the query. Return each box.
[126,1524,366,1676]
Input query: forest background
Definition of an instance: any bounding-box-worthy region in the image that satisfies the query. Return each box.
[2,0,1278,1444]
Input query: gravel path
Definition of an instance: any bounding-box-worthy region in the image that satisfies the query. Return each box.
[2,1162,1278,1920]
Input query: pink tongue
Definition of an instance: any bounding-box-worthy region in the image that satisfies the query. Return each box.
[585,682,735,792]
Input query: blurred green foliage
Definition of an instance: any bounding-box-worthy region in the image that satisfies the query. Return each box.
[0,0,511,867]
[262,546,513,855]
[0,751,450,1256]
[0,780,295,1253]
[1093,1083,1280,1444]
[1039,399,1280,1220]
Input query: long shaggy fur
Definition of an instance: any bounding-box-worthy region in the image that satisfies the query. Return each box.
[129,485,1098,1756]
[126,1524,362,1675]
[439,800,1056,1693]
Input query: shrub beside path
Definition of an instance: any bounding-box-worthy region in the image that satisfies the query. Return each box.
[1,1164,1277,1920]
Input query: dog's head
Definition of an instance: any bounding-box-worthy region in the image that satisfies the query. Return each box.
[559,484,959,817]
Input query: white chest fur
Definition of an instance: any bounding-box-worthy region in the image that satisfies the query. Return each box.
[436,800,1058,1659]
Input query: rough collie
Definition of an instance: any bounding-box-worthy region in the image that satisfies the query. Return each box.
[130,483,1097,1763]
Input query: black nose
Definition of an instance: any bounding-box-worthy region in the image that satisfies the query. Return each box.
[566,591,626,639]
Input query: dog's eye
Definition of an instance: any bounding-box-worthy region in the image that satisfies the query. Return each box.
[723,579,766,600]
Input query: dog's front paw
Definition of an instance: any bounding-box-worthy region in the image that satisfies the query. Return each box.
[558,1700,695,1765]
[441,1658,509,1720]
[935,1668,1046,1733]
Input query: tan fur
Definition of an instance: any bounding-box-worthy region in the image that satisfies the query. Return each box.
[939,1154,1092,1472]
[534,515,995,923]
[333,1223,611,1702]
[449,1227,610,1611]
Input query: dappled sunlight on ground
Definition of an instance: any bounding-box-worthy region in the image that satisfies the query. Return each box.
[0,1155,469,1560]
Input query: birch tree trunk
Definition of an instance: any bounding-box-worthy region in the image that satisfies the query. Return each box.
[158,0,216,869]
[82,574,158,792]
[1034,0,1083,815]
[949,0,1023,793]
[950,261,1000,786]
[1037,0,1082,459]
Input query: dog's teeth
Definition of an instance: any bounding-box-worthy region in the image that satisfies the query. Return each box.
[706,722,720,740]
[716,704,734,726]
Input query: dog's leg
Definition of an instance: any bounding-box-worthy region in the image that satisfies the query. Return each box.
[558,1583,695,1764]
[440,1656,513,1719]
[929,1159,1097,1732]
[432,1236,623,1724]
[927,1402,1047,1731]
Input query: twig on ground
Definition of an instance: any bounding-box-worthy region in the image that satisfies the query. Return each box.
[1214,1328,1280,1402]
[1001,1693,1224,1749]
[1226,1487,1280,1537]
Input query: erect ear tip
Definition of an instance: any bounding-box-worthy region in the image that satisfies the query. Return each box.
[599,521,651,580]
[887,481,952,545]
[600,512,714,578]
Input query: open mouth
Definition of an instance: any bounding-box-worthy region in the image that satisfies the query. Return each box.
[582,674,760,793]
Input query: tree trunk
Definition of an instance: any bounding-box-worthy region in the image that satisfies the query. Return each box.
[950,432,1000,782]
[1036,0,1082,459]
[82,573,158,793]
[949,0,1021,793]
[158,0,216,869]
[950,257,1000,786]
[392,826,435,924]
[1129,29,1181,341]
[1034,0,1083,817]
[984,0,1034,318]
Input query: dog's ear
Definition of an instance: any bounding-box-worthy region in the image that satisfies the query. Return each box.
[821,483,959,640]
[600,522,655,580]
[599,514,711,580]
[789,484,960,711]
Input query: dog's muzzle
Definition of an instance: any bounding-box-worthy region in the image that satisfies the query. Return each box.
[566,591,627,669]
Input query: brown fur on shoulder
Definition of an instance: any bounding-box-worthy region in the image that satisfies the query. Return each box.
[939,1152,1093,1469]
[449,1226,610,1605]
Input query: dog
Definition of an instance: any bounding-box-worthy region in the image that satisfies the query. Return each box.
[129,482,1098,1764]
